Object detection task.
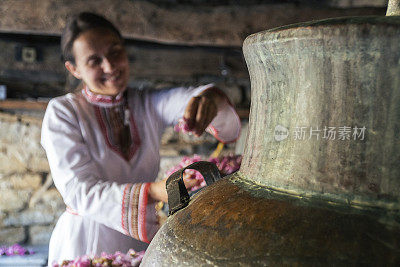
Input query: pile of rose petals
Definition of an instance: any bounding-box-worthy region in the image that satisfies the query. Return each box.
[52,249,144,267]
[0,244,34,256]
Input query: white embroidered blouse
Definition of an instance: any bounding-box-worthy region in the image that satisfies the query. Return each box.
[41,84,241,265]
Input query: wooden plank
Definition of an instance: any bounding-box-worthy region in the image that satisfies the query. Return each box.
[0,100,48,110]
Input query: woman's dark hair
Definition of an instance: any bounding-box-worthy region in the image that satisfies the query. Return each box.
[61,12,123,64]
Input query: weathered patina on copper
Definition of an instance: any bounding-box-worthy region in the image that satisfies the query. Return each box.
[142,1,400,265]
[240,15,400,212]
[144,174,400,265]
[387,0,400,16]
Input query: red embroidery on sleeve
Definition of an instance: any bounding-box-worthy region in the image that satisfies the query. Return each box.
[138,183,150,243]
[121,184,132,236]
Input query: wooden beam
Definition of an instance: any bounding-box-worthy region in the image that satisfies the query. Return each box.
[0,99,250,118]
[0,0,385,47]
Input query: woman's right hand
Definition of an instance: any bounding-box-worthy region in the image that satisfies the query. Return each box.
[148,173,201,203]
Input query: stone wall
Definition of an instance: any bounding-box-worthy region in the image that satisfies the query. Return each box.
[0,112,58,244]
[0,110,244,245]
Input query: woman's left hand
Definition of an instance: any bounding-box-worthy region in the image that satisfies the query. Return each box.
[183,87,223,137]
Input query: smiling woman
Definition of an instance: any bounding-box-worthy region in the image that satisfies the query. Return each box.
[41,12,241,266]
[65,28,130,96]
[61,13,129,96]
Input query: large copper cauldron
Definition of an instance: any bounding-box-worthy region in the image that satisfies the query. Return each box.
[142,1,400,265]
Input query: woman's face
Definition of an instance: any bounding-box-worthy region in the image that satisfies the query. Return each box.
[66,28,129,96]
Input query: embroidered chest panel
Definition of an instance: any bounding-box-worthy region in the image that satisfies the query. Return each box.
[82,87,141,161]
[93,105,141,161]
